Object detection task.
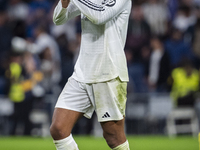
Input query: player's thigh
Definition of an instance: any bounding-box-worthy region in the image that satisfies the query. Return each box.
[51,108,83,139]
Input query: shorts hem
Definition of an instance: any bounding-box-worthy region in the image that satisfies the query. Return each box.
[55,106,93,119]
[98,116,124,122]
[55,106,83,112]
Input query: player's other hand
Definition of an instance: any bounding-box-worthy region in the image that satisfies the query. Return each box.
[61,0,70,8]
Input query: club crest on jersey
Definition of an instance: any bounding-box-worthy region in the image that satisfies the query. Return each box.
[102,0,116,7]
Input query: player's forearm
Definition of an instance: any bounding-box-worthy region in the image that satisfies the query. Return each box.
[72,0,130,25]
[53,1,67,25]
[53,0,81,25]
[61,0,70,8]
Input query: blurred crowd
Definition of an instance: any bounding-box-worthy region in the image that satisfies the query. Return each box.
[0,0,200,135]
[126,0,200,107]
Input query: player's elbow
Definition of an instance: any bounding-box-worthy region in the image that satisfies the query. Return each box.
[92,18,106,25]
[95,17,110,25]
[95,21,106,25]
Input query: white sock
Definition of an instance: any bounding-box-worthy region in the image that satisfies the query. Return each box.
[53,134,79,150]
[112,140,130,150]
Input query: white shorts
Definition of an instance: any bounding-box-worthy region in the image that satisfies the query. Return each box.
[55,77,127,122]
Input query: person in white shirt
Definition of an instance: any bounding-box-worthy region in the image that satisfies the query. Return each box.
[28,25,61,93]
[50,0,131,149]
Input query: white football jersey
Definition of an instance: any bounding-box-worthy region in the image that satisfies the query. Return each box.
[53,0,131,83]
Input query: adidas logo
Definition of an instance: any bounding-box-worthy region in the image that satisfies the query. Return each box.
[102,112,110,118]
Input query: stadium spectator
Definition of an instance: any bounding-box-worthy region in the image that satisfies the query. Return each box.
[128,50,149,93]
[168,0,179,21]
[148,37,170,92]
[7,53,25,135]
[7,0,29,21]
[0,10,12,94]
[6,53,41,135]
[142,0,169,36]
[28,24,61,94]
[7,51,44,135]
[26,0,53,38]
[173,5,196,33]
[169,60,199,107]
[140,45,151,76]
[164,28,193,68]
[22,52,44,98]
[189,6,200,68]
[0,10,12,59]
[126,5,151,61]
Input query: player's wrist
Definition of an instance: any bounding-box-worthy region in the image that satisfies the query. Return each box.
[61,0,70,8]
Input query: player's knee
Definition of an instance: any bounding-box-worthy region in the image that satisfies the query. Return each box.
[103,131,118,148]
[50,122,60,138]
[50,122,68,139]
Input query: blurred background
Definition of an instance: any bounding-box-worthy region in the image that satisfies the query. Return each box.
[0,0,200,146]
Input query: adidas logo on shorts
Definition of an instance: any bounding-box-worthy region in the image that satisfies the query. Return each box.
[102,112,110,118]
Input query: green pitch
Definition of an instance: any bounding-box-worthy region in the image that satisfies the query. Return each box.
[0,135,198,150]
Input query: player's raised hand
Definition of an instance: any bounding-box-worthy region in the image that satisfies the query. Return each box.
[61,0,70,8]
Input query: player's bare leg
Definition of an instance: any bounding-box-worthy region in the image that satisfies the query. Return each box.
[101,118,130,150]
[50,108,83,150]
